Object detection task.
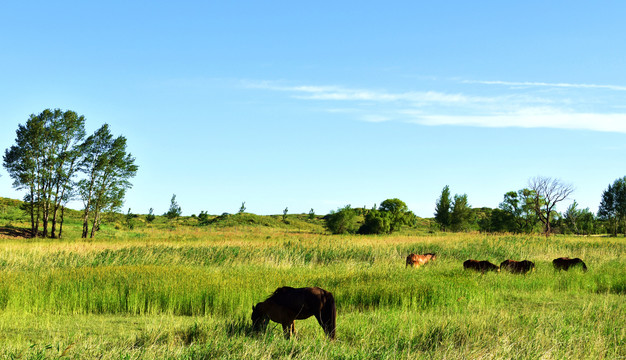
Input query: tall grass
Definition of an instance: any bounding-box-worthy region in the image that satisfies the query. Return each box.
[0,229,623,359]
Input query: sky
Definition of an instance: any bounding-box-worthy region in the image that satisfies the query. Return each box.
[1,1,625,217]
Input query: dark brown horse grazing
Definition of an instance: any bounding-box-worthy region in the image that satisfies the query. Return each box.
[500,259,535,274]
[463,259,500,273]
[251,286,336,339]
[553,257,588,272]
[406,253,437,268]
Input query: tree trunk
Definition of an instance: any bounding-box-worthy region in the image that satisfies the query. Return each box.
[90,211,100,238]
[58,205,65,239]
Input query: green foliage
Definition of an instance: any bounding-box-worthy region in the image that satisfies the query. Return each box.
[598,176,626,236]
[79,123,138,238]
[125,208,135,230]
[379,198,414,232]
[239,202,246,214]
[3,109,87,238]
[325,205,359,234]
[197,211,210,225]
[146,208,155,223]
[308,208,315,220]
[165,194,182,220]
[450,194,471,232]
[358,209,391,234]
[282,207,288,221]
[434,186,451,231]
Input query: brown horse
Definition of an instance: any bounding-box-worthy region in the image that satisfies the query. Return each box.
[251,286,336,339]
[500,259,535,274]
[463,259,500,273]
[553,257,588,272]
[406,253,437,268]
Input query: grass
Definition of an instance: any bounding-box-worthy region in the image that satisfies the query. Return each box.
[0,199,623,359]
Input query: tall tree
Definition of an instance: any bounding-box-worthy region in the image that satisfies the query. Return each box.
[79,124,138,238]
[379,198,413,233]
[450,193,471,231]
[498,189,539,233]
[3,109,85,237]
[528,176,574,236]
[434,185,452,231]
[598,176,626,236]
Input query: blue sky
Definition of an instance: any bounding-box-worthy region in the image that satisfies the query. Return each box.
[1,1,625,217]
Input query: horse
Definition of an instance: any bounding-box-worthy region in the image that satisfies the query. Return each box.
[406,253,437,268]
[463,259,500,273]
[500,259,535,274]
[552,257,588,272]
[251,286,336,339]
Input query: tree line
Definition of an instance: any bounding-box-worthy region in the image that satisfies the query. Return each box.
[324,176,626,236]
[3,109,137,238]
[434,176,626,236]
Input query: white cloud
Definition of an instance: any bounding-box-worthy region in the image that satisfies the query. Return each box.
[246,79,626,134]
[465,80,626,91]
[410,111,626,134]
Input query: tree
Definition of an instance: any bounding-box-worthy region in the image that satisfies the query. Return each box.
[450,194,471,231]
[498,189,539,233]
[146,208,156,223]
[598,176,626,236]
[325,205,359,234]
[434,185,452,231]
[79,124,138,238]
[528,176,574,236]
[282,207,289,221]
[165,194,182,220]
[3,109,86,238]
[378,198,414,233]
[308,208,315,220]
[358,209,391,234]
[239,202,246,214]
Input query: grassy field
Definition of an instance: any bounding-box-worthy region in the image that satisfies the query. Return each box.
[0,201,624,359]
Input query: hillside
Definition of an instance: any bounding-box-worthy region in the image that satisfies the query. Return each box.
[0,197,436,238]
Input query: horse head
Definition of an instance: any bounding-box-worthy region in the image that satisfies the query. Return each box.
[251,304,269,332]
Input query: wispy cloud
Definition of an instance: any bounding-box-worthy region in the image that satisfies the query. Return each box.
[245,79,626,134]
[464,80,626,91]
[244,80,486,105]
[408,111,626,134]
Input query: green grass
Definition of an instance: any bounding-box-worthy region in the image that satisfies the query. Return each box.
[0,198,623,359]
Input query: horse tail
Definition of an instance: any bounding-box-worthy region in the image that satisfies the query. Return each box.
[322,291,337,340]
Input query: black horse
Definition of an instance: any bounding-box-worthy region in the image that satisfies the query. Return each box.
[251,286,336,339]
[500,259,536,274]
[463,259,500,273]
[553,257,588,272]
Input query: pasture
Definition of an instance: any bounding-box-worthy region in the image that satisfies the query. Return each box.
[0,222,624,359]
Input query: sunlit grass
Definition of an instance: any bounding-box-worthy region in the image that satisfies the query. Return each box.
[0,226,623,358]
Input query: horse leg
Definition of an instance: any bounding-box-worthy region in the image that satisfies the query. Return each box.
[282,323,291,339]
[282,321,296,339]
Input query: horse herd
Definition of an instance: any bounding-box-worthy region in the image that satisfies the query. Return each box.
[251,254,588,340]
[405,253,588,274]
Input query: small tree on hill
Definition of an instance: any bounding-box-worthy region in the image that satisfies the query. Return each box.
[434,186,452,231]
[146,208,155,223]
[165,194,182,220]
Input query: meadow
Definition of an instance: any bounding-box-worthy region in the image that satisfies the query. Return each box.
[0,203,624,359]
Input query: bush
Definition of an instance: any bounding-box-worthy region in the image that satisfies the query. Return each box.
[325,205,359,234]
